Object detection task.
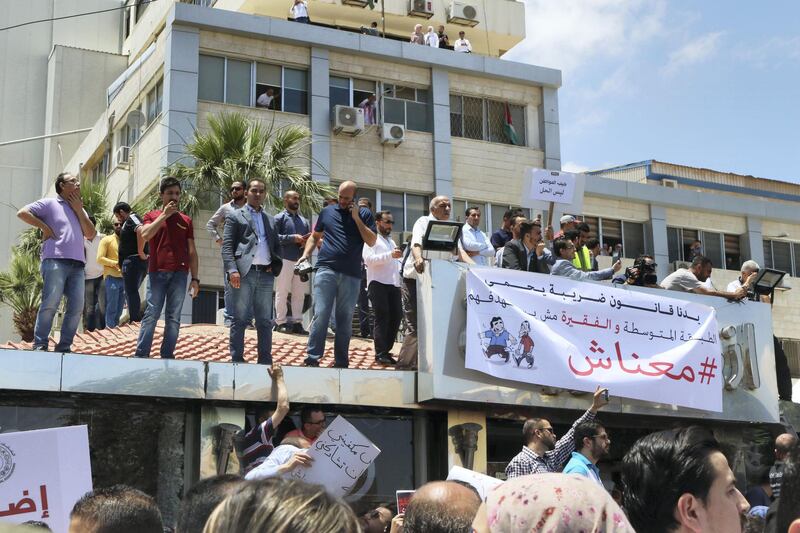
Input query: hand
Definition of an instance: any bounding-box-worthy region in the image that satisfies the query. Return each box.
[189,279,199,298]
[733,287,747,300]
[229,272,241,289]
[138,252,149,260]
[293,234,304,244]
[389,513,404,533]
[544,226,554,241]
[164,201,179,218]
[64,190,84,212]
[40,225,55,242]
[350,203,361,222]
[268,364,284,381]
[414,257,425,274]
[590,385,609,412]
[215,238,223,246]
[391,248,403,259]
[612,260,622,272]
[278,451,313,474]
[536,242,546,257]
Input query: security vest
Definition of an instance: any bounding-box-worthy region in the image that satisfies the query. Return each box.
[572,245,592,271]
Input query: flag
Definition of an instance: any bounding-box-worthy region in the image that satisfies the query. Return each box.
[503,103,519,146]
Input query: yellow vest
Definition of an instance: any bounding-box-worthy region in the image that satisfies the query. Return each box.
[572,245,592,272]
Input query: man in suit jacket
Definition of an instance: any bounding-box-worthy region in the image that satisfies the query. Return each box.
[502,220,553,274]
[222,178,283,365]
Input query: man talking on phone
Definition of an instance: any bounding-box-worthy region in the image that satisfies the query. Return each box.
[299,180,377,368]
[134,177,200,358]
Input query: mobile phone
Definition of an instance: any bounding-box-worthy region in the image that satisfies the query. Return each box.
[396,490,415,514]
[602,389,609,402]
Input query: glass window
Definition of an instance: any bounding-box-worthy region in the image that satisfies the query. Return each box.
[225,59,251,106]
[463,97,484,140]
[667,227,682,263]
[198,55,224,102]
[146,80,163,125]
[764,241,774,269]
[255,63,281,110]
[450,95,463,137]
[384,99,405,125]
[330,76,350,108]
[490,204,508,234]
[508,103,526,146]
[793,243,800,276]
[724,234,741,271]
[702,231,723,269]
[601,218,622,248]
[395,86,416,101]
[405,101,430,132]
[450,94,526,146]
[452,200,467,224]
[357,188,377,214]
[773,241,792,274]
[353,78,376,110]
[381,192,404,231]
[283,68,308,114]
[406,194,428,228]
[623,221,645,259]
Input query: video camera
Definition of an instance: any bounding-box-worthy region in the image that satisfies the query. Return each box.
[624,257,658,286]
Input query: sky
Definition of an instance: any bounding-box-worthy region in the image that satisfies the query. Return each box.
[504,0,800,184]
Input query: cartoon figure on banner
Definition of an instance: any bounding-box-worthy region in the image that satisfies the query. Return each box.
[477,316,516,363]
[514,320,535,368]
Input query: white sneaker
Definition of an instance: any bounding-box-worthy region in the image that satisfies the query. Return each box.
[326,328,335,338]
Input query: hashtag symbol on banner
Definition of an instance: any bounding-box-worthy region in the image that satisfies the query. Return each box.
[589,340,605,354]
[698,357,718,384]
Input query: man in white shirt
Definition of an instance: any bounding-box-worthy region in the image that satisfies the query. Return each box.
[244,437,311,480]
[290,0,309,23]
[424,26,439,47]
[359,94,377,125]
[460,206,494,266]
[256,88,275,109]
[83,216,106,331]
[453,31,472,53]
[363,210,403,365]
[726,260,760,295]
[661,255,746,300]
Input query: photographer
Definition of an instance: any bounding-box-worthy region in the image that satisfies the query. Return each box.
[612,254,661,288]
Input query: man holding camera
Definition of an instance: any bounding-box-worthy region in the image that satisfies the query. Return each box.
[299,181,377,368]
[274,190,310,334]
[660,255,746,299]
[613,254,661,288]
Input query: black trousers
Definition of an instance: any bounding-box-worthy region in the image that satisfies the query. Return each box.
[367,281,402,356]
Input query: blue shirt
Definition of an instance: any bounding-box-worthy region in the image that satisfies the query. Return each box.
[484,329,510,346]
[314,204,376,278]
[562,452,602,485]
[247,205,271,266]
[274,209,310,261]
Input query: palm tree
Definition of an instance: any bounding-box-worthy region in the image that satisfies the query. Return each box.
[0,249,43,341]
[163,111,334,217]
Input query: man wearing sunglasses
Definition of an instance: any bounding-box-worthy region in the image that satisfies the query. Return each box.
[563,421,611,485]
[97,216,125,328]
[283,405,327,448]
[207,181,247,326]
[505,386,609,478]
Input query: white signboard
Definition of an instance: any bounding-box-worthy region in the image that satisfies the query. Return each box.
[522,168,586,220]
[466,268,723,411]
[288,416,380,498]
[446,466,503,501]
[0,426,92,533]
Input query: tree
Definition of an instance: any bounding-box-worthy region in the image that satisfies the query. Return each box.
[0,249,43,341]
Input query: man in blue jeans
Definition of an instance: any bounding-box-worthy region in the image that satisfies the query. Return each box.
[222,178,283,365]
[113,202,149,322]
[18,172,96,352]
[134,177,200,358]
[299,181,376,368]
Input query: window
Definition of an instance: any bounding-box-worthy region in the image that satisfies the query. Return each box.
[383,84,430,132]
[622,221,646,259]
[146,79,163,125]
[450,94,526,146]
[329,76,350,108]
[226,59,251,107]
[380,192,404,231]
[772,241,793,274]
[353,78,377,109]
[600,218,622,251]
[702,231,723,271]
[724,234,741,271]
[667,227,682,263]
[134,0,149,23]
[256,63,281,110]
[406,194,428,229]
[198,55,224,102]
[669,227,743,269]
[283,68,308,114]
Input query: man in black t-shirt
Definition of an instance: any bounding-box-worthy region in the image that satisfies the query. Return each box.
[113,202,149,322]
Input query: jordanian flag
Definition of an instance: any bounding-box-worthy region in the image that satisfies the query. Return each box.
[503,103,519,145]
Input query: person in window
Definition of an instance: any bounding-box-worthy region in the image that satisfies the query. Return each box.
[289,0,309,23]
[256,88,275,109]
[358,94,377,125]
[362,21,380,37]
[453,31,472,53]
[437,25,450,49]
[424,26,439,47]
[410,24,425,45]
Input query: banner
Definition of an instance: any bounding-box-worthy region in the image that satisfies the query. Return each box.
[446,466,503,501]
[0,425,92,533]
[466,268,723,411]
[287,416,380,498]
[529,168,577,204]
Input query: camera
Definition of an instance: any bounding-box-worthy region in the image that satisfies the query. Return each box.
[625,257,658,286]
[294,258,313,282]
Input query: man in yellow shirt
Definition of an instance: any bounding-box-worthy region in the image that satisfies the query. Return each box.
[97,217,125,327]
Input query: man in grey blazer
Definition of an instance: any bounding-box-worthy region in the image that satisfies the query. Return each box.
[222,178,283,365]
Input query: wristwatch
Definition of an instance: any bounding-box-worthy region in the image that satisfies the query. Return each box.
[192,277,200,284]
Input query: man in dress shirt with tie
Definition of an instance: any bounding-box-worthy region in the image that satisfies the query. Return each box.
[459,207,495,266]
[362,210,403,365]
[222,179,283,365]
[273,190,310,334]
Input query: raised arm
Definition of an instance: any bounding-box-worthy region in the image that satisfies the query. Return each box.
[268,365,290,427]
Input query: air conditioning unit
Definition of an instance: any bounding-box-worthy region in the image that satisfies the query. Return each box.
[662,178,678,188]
[332,105,364,135]
[115,146,130,166]
[447,1,479,26]
[381,123,405,145]
[671,260,692,272]
[408,0,434,18]
[342,0,369,7]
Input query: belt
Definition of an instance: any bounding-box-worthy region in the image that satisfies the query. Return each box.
[252,264,271,272]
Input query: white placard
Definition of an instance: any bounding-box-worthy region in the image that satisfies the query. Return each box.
[530,168,577,204]
[446,466,503,501]
[0,426,92,533]
[287,416,380,498]
[466,268,723,411]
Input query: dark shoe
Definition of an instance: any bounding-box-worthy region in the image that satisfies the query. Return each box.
[32,345,47,352]
[375,353,397,365]
[292,323,309,335]
[333,362,349,369]
[274,323,289,333]
[304,358,320,367]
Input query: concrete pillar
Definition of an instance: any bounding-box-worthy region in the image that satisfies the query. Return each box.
[431,68,452,198]
[541,88,561,170]
[649,205,670,281]
[744,216,764,267]
[446,409,487,473]
[309,47,331,184]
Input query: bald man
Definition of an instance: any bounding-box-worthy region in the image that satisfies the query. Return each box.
[403,481,481,533]
[299,181,377,368]
[771,432,798,498]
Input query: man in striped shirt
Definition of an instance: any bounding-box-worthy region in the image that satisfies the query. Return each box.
[239,365,290,474]
[505,386,609,478]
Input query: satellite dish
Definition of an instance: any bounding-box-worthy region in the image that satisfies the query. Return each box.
[126,109,146,129]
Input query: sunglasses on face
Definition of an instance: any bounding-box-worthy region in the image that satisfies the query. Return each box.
[231,186,243,191]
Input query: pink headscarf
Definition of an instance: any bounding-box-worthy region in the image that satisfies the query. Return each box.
[484,474,635,532]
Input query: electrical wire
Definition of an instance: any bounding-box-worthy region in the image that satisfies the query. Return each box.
[0,0,158,32]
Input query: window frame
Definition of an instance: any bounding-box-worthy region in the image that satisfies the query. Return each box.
[449,93,527,147]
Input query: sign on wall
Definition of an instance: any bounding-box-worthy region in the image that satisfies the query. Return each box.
[466,268,723,411]
[0,425,92,533]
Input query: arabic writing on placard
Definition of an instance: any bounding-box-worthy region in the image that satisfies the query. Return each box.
[530,169,577,204]
[465,268,723,411]
[0,485,49,520]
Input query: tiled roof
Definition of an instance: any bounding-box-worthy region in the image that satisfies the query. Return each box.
[1,323,398,370]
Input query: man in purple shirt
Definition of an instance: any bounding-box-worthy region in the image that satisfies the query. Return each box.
[18,172,96,351]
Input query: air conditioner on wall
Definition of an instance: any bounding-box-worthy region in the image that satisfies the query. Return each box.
[447,1,479,26]
[115,146,130,166]
[408,0,434,18]
[381,123,405,145]
[332,105,364,135]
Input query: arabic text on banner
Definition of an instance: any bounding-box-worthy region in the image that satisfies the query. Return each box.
[529,169,577,204]
[466,268,723,411]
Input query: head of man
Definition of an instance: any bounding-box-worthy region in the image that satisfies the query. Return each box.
[371,21,378,28]
[691,240,703,255]
[690,255,714,283]
[159,176,182,207]
[564,229,582,248]
[574,421,611,463]
[458,31,465,38]
[112,201,132,222]
[510,215,527,240]
[229,181,245,201]
[300,406,326,440]
[283,190,301,212]
[366,93,376,104]
[375,210,394,237]
[519,220,541,249]
[68,485,163,533]
[55,172,80,197]
[577,222,591,244]
[429,196,451,221]
[113,215,123,236]
[586,238,601,256]
[175,475,245,533]
[359,506,393,533]
[560,214,576,231]
[246,179,267,209]
[358,197,372,210]
[523,418,557,452]
[554,239,577,261]
[621,426,749,533]
[776,443,800,533]
[414,23,423,34]
[465,207,481,229]
[739,260,760,283]
[438,24,445,33]
[338,181,358,210]
[404,481,481,533]
[775,432,798,461]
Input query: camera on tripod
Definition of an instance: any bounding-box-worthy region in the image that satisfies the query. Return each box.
[625,256,658,286]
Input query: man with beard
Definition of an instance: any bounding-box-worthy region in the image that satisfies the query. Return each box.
[505,386,609,478]
[563,421,611,485]
[96,216,125,328]
[207,181,247,326]
[273,190,310,334]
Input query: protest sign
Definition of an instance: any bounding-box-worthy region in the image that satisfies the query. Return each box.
[0,425,92,533]
[446,466,503,501]
[522,168,586,226]
[287,416,380,498]
[466,268,723,411]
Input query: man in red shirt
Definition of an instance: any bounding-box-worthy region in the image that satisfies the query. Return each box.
[134,177,200,358]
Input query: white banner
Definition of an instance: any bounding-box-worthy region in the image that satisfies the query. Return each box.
[287,416,380,498]
[466,268,723,411]
[0,426,92,533]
